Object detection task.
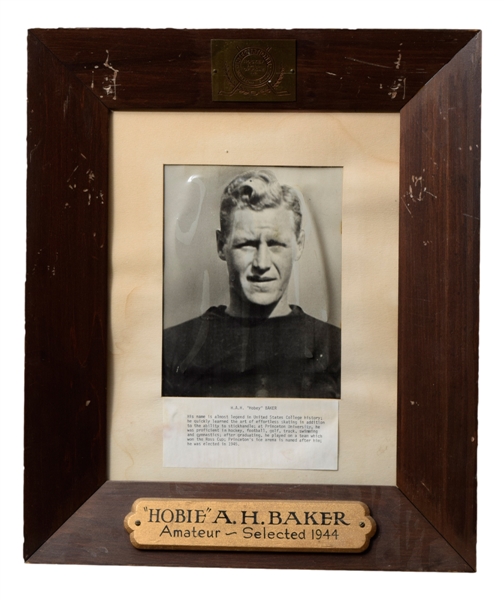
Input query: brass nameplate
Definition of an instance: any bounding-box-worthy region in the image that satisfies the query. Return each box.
[125,498,376,552]
[211,39,296,102]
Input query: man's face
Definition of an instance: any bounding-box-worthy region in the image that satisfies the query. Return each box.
[217,205,304,308]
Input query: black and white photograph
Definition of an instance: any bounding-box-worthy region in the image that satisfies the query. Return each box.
[162,165,342,399]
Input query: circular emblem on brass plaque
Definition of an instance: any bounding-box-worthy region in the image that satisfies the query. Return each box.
[232,47,275,88]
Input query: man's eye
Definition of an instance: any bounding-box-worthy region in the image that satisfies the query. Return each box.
[235,241,257,249]
[267,240,286,247]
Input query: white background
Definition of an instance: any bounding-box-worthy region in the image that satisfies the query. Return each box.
[1,1,501,598]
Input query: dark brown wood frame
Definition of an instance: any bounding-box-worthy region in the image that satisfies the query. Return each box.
[25,28,480,572]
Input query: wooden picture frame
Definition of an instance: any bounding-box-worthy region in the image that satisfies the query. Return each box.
[25,28,480,571]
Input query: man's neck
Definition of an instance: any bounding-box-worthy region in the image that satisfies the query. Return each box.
[225,295,292,319]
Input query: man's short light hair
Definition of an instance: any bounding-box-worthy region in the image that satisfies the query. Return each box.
[219,170,303,240]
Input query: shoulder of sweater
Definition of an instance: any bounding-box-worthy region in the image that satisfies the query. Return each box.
[290,305,341,333]
[163,306,225,336]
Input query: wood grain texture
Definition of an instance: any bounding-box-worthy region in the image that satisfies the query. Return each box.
[28,481,472,572]
[397,34,481,570]
[29,28,476,112]
[25,28,480,571]
[24,32,109,559]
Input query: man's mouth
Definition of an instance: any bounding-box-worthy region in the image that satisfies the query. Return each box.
[247,276,276,282]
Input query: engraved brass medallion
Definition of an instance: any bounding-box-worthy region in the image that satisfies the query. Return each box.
[211,39,296,102]
[125,498,376,552]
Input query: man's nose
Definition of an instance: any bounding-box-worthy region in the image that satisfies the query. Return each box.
[253,243,271,271]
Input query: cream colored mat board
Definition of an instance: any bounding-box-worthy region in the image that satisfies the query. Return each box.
[109,112,399,485]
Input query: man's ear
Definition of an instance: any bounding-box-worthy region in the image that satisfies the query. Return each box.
[295,230,305,261]
[216,230,227,261]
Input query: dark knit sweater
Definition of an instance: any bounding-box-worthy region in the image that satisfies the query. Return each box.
[162,305,340,398]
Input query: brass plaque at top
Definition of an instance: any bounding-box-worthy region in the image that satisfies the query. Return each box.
[125,498,376,552]
[211,39,296,102]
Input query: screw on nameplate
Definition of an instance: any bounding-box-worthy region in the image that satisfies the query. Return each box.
[211,40,296,102]
[124,498,376,552]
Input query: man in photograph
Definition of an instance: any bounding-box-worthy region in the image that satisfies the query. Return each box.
[162,169,341,398]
